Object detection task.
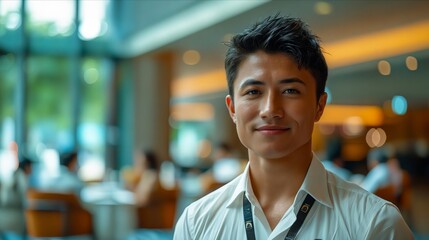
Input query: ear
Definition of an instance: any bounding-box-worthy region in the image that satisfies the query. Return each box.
[225,95,236,123]
[314,92,327,122]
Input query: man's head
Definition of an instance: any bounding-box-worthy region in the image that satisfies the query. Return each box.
[367,148,389,170]
[60,152,78,172]
[224,15,328,160]
[225,15,327,102]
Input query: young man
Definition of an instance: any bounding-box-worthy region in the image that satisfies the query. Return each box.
[174,15,413,239]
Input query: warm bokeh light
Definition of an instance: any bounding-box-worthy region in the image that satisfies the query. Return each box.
[378,60,391,76]
[314,1,332,15]
[182,50,201,65]
[171,102,214,121]
[342,116,364,136]
[366,128,387,148]
[406,56,418,71]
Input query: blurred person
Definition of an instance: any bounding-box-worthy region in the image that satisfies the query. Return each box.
[361,147,391,193]
[44,151,83,194]
[200,142,243,193]
[211,142,243,184]
[0,156,33,239]
[321,136,352,181]
[121,149,160,207]
[174,15,412,239]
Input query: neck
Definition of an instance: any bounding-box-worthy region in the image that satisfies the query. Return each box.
[248,144,313,207]
[247,142,314,229]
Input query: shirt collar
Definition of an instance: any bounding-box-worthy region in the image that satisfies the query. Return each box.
[299,154,333,208]
[225,154,333,209]
[226,163,249,208]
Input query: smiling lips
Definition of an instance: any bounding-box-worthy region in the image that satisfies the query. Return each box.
[255,125,290,135]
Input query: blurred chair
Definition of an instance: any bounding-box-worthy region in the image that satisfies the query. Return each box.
[25,189,93,238]
[374,184,399,206]
[374,170,412,213]
[136,183,179,229]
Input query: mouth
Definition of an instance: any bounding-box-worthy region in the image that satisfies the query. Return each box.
[255,125,290,135]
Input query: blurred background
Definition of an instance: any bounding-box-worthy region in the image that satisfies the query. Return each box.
[0,0,428,239]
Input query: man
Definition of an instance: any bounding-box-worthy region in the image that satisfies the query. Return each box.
[45,151,83,194]
[361,147,392,193]
[322,136,352,181]
[174,15,412,239]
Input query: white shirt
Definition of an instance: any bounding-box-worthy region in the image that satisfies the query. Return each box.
[174,156,413,240]
[44,166,83,194]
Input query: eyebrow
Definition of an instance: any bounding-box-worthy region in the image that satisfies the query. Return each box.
[238,77,306,90]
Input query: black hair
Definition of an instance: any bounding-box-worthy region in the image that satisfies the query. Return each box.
[225,15,328,101]
[60,152,78,167]
[326,137,343,161]
[143,150,159,171]
[18,156,33,170]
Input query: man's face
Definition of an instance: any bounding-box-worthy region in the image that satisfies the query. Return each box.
[225,51,326,160]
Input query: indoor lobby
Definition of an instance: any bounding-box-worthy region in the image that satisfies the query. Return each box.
[1,0,429,239]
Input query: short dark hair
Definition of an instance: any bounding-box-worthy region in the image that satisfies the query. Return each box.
[60,151,78,167]
[225,15,328,101]
[326,137,343,161]
[19,156,33,170]
[142,149,159,171]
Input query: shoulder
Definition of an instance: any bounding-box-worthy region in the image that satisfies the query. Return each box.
[175,176,241,238]
[326,171,388,210]
[325,172,412,238]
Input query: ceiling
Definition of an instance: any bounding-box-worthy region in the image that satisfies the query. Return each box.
[118,0,429,108]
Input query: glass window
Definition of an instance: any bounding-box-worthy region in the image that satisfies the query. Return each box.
[79,0,109,40]
[26,55,73,154]
[78,57,111,181]
[0,0,22,34]
[25,0,75,37]
[0,53,17,148]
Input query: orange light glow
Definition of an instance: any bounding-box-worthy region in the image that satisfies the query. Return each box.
[172,21,429,98]
[324,20,429,68]
[172,69,226,98]
[319,105,384,126]
[171,102,214,121]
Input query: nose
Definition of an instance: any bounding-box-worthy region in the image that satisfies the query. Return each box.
[259,92,284,119]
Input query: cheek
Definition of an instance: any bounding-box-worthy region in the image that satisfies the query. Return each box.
[288,101,318,122]
[235,101,257,122]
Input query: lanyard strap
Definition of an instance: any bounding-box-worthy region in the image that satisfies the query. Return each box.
[242,193,315,240]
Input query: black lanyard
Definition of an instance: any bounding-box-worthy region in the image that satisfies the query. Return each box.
[243,193,315,240]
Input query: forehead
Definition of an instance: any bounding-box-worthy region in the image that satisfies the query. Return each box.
[234,51,315,88]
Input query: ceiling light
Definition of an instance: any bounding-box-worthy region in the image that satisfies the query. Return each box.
[378,60,391,76]
[366,128,387,148]
[405,56,418,71]
[183,50,201,65]
[314,1,332,15]
[391,95,407,115]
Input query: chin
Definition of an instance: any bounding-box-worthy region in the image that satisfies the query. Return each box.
[252,146,294,160]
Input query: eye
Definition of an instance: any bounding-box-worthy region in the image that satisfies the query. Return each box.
[283,88,300,95]
[245,89,261,95]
